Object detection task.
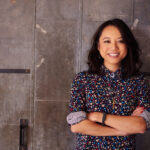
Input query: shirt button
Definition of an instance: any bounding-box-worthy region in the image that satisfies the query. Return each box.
[110,73,115,78]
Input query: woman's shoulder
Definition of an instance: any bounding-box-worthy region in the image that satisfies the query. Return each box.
[130,72,149,85]
[73,70,98,82]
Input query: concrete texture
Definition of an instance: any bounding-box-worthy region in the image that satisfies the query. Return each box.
[36,0,80,21]
[35,20,77,101]
[0,0,34,68]
[0,0,150,150]
[83,0,133,22]
[134,0,150,25]
[33,101,75,150]
[0,0,35,150]
[0,74,31,125]
[0,125,19,150]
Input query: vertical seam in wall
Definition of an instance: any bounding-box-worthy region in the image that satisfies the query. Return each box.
[76,0,83,73]
[81,0,83,72]
[80,0,83,72]
[32,0,37,149]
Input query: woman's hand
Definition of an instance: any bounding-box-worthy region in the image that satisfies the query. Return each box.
[132,107,145,116]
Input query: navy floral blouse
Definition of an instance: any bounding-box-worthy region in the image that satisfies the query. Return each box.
[69,66,150,150]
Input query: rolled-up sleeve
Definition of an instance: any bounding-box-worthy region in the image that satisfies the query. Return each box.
[140,110,150,129]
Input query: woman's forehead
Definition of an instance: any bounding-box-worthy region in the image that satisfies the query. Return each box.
[100,26,122,40]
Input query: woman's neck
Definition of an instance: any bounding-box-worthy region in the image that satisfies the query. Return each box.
[104,63,121,72]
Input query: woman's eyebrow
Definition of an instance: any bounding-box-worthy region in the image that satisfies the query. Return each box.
[102,37,123,40]
[102,37,110,40]
[117,37,123,39]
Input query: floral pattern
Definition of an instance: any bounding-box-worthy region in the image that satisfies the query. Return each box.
[69,66,150,150]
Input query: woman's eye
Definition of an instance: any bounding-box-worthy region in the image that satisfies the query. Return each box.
[104,40,110,43]
[118,40,124,43]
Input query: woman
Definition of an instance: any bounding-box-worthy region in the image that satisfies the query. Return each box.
[67,18,150,149]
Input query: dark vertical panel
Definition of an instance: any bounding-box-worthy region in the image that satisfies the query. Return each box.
[136,132,150,150]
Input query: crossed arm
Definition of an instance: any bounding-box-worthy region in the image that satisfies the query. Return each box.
[71,107,146,136]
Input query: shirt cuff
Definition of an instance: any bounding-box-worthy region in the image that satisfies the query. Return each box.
[140,110,150,129]
[66,111,87,125]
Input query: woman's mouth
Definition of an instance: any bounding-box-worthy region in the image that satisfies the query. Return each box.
[108,53,119,57]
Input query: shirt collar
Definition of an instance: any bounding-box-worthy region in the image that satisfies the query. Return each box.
[101,64,122,79]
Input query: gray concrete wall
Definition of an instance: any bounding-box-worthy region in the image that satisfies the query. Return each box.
[0,0,149,150]
[0,0,34,149]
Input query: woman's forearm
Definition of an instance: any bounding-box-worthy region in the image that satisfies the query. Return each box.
[88,112,146,134]
[105,114,146,134]
[71,119,129,136]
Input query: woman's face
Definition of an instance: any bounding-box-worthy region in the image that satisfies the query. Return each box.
[98,25,127,72]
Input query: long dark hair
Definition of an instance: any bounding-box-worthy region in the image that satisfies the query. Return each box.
[87,18,142,78]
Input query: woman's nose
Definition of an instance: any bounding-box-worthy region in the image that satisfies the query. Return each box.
[111,42,118,50]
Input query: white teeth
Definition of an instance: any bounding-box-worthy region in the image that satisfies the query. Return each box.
[109,53,119,56]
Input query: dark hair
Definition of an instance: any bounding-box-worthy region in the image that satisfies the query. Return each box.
[87,18,142,78]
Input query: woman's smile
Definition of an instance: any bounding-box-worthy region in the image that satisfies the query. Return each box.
[107,52,120,57]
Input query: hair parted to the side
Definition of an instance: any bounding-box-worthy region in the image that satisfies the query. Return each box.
[87,18,142,78]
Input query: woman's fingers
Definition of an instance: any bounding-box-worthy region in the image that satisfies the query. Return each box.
[132,107,144,116]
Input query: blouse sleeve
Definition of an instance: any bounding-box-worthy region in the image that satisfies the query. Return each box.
[69,72,87,112]
[136,75,150,129]
[137,75,150,112]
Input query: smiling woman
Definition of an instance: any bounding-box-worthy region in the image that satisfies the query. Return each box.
[98,25,127,72]
[67,18,150,150]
